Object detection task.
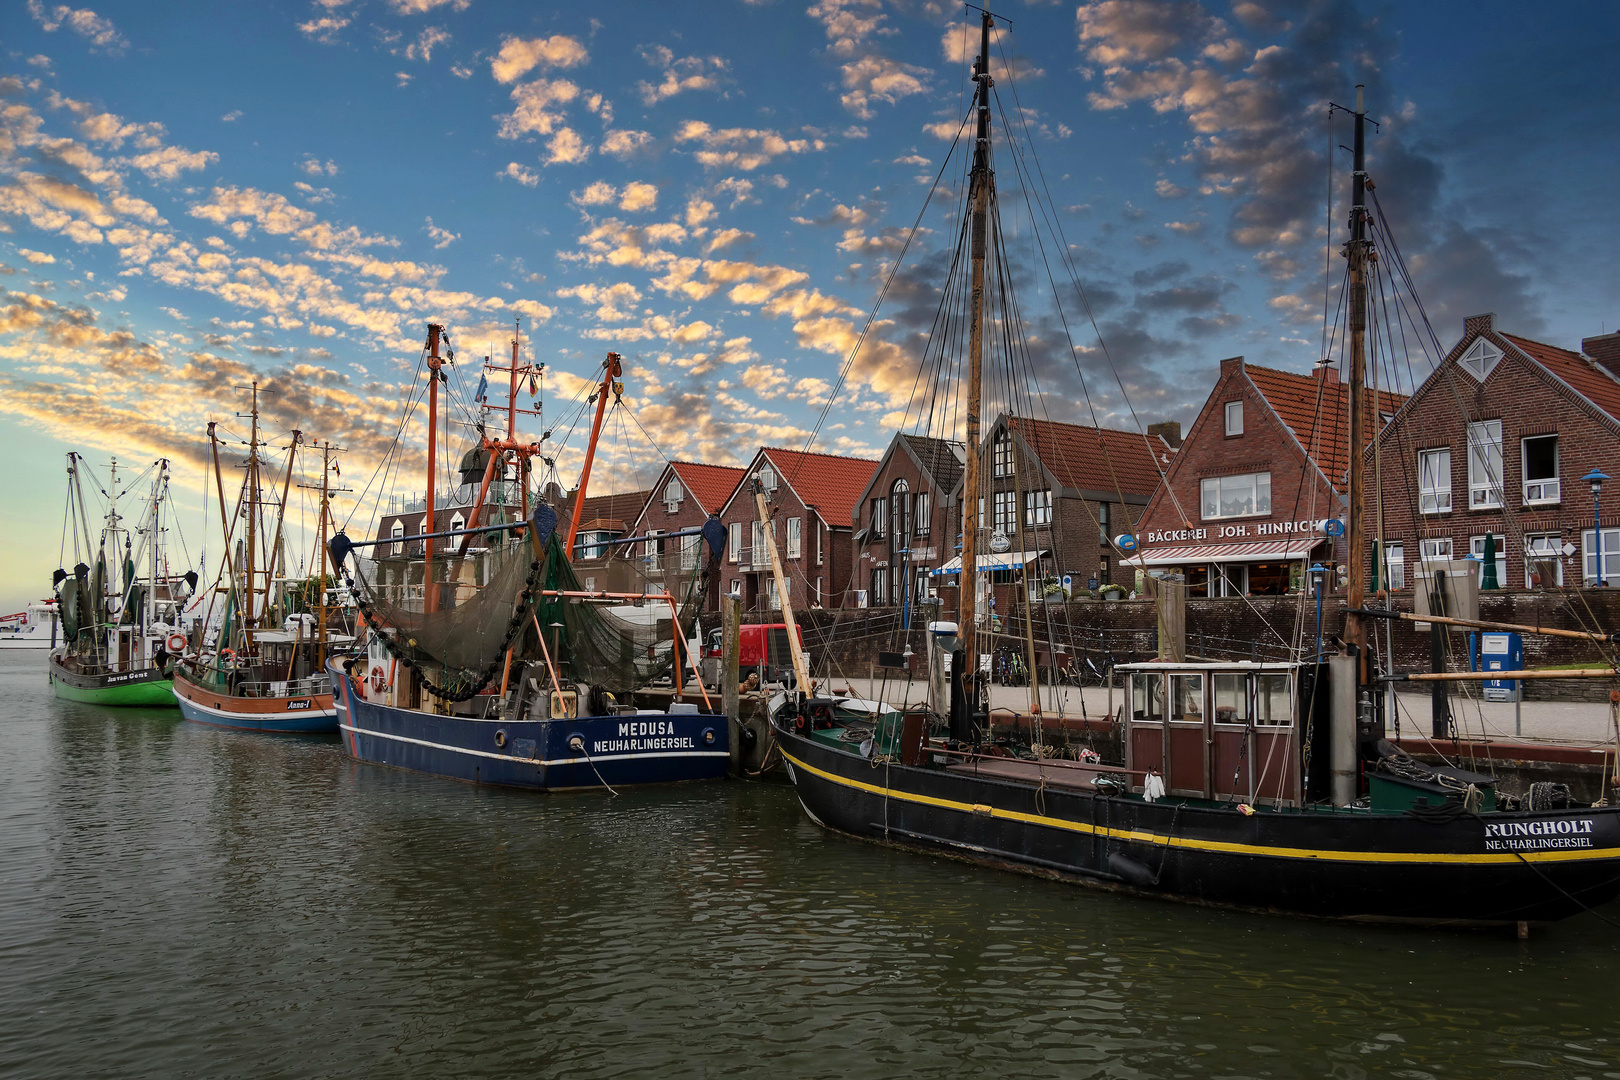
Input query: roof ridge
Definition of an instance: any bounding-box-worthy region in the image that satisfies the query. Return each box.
[763,445,879,463]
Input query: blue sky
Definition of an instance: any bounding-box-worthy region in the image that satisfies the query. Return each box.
[2,0,1616,609]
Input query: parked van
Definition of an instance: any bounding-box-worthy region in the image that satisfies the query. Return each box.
[703,623,806,688]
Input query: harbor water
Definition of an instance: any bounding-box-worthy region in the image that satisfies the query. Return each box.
[3,652,1619,1079]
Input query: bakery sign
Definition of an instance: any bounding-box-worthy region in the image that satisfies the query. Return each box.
[1130,518,1342,547]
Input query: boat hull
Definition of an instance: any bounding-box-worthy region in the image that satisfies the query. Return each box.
[332,664,730,791]
[775,723,1620,924]
[172,671,337,734]
[48,654,175,707]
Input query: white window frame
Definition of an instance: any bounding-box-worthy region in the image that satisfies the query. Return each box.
[1024,489,1052,526]
[1524,532,1563,587]
[728,521,742,564]
[1521,434,1560,505]
[1467,419,1504,509]
[751,521,767,565]
[663,477,683,512]
[1459,337,1503,382]
[1582,528,1620,585]
[1418,448,1452,514]
[1419,537,1453,563]
[644,528,663,570]
[390,521,404,556]
[1199,472,1272,521]
[1470,535,1507,586]
[1224,400,1243,436]
[815,520,824,565]
[449,512,465,534]
[681,533,701,570]
[1385,541,1405,591]
[993,433,1013,477]
[786,516,802,560]
[815,576,824,606]
[992,490,1016,531]
[758,464,777,491]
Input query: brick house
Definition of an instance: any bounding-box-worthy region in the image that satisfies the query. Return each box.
[1370,314,1620,592]
[923,414,1166,620]
[1130,357,1404,596]
[849,433,965,609]
[559,488,651,594]
[714,447,878,612]
[621,460,746,606]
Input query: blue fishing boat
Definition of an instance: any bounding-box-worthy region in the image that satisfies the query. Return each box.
[327,324,729,792]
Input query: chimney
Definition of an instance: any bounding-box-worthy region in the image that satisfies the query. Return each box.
[1463,312,1496,338]
[1148,420,1183,449]
[1218,355,1244,378]
[1584,331,1620,381]
[1314,361,1340,384]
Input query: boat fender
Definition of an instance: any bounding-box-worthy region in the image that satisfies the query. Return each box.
[1108,852,1158,889]
[369,664,388,695]
[166,632,187,653]
[494,729,508,749]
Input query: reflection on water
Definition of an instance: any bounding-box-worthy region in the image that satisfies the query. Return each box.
[2,653,1618,1079]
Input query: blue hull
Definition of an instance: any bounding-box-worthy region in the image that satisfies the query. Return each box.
[174,690,340,734]
[331,664,730,791]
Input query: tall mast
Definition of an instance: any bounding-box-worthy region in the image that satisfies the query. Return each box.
[242,384,260,633]
[959,9,994,700]
[1344,85,1370,665]
[565,352,623,558]
[425,323,444,613]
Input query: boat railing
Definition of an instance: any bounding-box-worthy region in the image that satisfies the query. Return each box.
[225,675,334,699]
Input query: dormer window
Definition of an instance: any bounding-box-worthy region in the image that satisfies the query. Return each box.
[1459,338,1503,382]
[1224,401,1243,436]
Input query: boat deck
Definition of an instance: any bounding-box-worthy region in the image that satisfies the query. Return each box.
[943,755,1128,791]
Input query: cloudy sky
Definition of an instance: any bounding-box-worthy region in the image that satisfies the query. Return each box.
[2,0,1615,609]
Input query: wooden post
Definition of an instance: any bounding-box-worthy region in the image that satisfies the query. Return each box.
[754,489,812,693]
[1156,576,1186,663]
[723,593,741,775]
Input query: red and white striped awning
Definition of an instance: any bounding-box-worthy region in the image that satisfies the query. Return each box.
[1135,538,1324,567]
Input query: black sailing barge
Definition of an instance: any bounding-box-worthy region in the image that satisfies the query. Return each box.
[772,12,1620,924]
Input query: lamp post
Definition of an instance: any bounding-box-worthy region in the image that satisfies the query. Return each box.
[1309,563,1328,661]
[1585,469,1610,586]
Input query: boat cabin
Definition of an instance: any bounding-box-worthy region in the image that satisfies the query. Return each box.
[1116,660,1329,809]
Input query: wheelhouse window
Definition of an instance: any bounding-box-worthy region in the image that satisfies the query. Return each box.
[1170,674,1204,722]
[1131,673,1163,723]
[1224,400,1243,436]
[1467,420,1503,509]
[1214,673,1249,724]
[1024,489,1052,526]
[1418,449,1451,514]
[1200,472,1270,520]
[1522,434,1559,504]
[1255,674,1292,726]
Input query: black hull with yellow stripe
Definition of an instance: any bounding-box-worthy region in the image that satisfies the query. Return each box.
[775,724,1620,924]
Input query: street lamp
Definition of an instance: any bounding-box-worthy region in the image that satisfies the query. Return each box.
[1584,469,1610,586]
[1308,563,1328,661]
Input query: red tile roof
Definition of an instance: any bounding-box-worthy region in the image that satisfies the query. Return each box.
[1008,416,1165,498]
[1504,333,1620,424]
[561,489,650,532]
[765,446,879,525]
[1243,364,1406,487]
[669,461,746,515]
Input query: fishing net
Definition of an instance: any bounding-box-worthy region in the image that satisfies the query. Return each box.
[340,507,721,701]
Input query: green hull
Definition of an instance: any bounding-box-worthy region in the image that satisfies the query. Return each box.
[50,675,176,707]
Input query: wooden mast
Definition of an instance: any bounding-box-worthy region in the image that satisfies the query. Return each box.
[959,9,994,705]
[243,383,260,633]
[425,324,444,613]
[565,352,623,558]
[1344,84,1370,666]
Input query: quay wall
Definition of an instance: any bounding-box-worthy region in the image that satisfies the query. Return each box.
[705,588,1620,701]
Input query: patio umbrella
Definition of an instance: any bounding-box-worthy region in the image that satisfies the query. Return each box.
[1480,532,1499,589]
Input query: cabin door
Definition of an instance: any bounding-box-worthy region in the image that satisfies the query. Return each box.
[1165,673,1209,798]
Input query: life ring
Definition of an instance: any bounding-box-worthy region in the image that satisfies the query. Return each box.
[166,633,187,653]
[370,664,388,695]
[219,648,236,667]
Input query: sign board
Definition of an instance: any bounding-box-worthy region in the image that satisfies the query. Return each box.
[1413,559,1479,629]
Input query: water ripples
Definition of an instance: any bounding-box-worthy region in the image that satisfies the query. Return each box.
[2,654,1619,1078]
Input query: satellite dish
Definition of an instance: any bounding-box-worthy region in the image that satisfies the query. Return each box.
[989,530,1012,554]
